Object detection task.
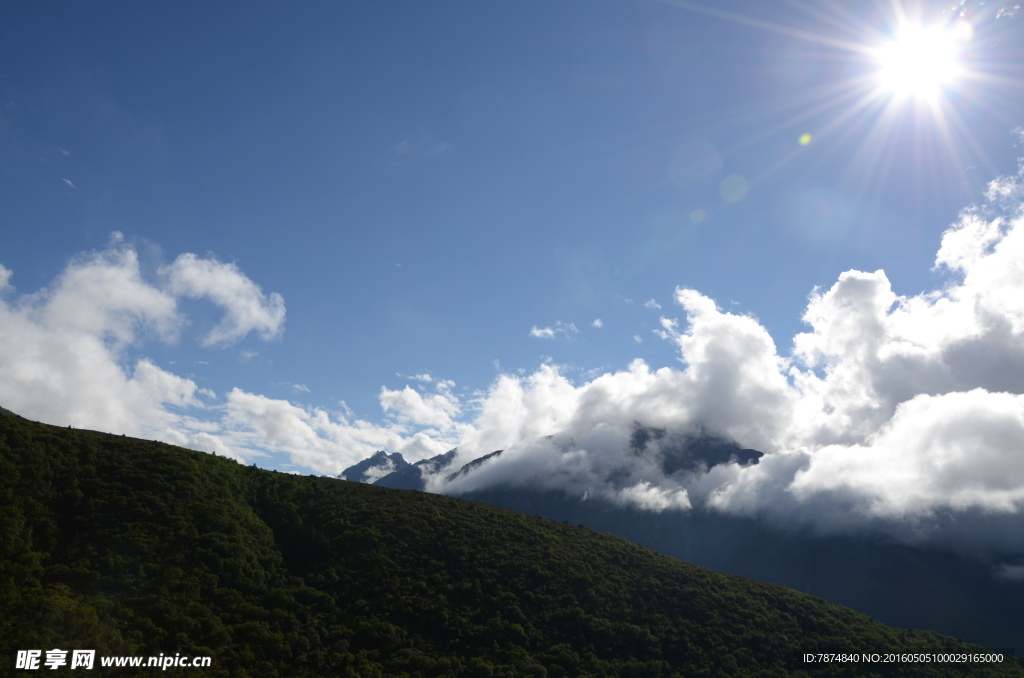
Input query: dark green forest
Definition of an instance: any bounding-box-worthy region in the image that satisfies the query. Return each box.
[1,411,1021,677]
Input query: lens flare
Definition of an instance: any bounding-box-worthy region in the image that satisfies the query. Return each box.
[719,175,749,203]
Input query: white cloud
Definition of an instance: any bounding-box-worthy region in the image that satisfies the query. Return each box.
[614,482,691,511]
[0,241,291,456]
[790,390,1024,517]
[161,253,285,346]
[643,298,662,310]
[61,178,76,189]
[529,320,578,340]
[380,384,460,430]
[0,247,204,440]
[633,334,643,343]
[38,246,180,347]
[592,318,604,328]
[185,431,247,464]
[0,264,12,293]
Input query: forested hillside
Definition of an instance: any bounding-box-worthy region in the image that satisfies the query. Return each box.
[1,411,1020,677]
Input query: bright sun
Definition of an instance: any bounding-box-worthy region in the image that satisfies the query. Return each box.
[874,22,970,102]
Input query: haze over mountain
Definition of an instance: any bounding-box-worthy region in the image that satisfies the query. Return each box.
[344,434,1024,653]
[340,450,411,484]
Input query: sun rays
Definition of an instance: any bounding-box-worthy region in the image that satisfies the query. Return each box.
[658,0,1018,205]
[873,21,969,102]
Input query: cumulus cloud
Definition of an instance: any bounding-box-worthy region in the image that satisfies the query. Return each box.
[592,318,604,328]
[38,246,180,346]
[643,298,662,310]
[789,390,1024,517]
[380,383,460,430]
[161,253,285,346]
[0,247,197,438]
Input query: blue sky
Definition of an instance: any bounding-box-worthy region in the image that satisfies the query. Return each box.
[4,1,1024,549]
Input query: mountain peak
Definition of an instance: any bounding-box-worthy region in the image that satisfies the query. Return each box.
[339,450,409,483]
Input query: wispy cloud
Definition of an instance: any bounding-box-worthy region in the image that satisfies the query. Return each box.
[529,321,579,340]
[385,129,454,167]
[61,178,76,189]
[643,299,662,310]
[396,372,435,386]
[592,318,604,328]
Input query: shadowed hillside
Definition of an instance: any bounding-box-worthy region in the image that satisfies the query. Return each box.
[2,410,1021,677]
[356,440,1024,653]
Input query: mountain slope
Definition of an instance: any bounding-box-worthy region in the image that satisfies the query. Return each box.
[460,485,1024,653]
[1,410,1021,677]
[351,432,1024,653]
